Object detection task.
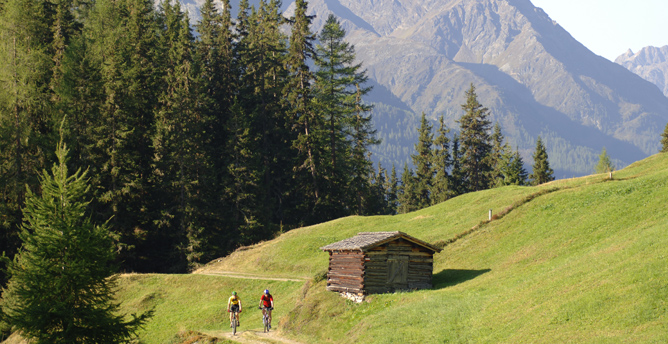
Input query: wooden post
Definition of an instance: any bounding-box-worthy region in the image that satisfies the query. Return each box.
[489,209,492,221]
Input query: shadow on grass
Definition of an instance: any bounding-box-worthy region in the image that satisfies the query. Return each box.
[432,269,491,289]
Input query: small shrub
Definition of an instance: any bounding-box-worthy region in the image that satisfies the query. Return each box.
[312,270,328,283]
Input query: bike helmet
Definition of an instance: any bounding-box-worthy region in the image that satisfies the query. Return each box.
[264,289,269,294]
[232,291,237,295]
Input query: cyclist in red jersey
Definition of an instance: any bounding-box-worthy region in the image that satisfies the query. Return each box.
[259,289,274,329]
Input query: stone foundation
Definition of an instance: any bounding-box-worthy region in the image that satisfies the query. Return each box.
[340,292,365,303]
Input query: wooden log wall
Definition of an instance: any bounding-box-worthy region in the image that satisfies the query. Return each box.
[407,245,434,289]
[326,250,365,294]
[325,238,436,295]
[364,249,388,292]
[364,240,435,293]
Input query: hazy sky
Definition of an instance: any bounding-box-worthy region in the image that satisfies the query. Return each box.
[531,0,668,61]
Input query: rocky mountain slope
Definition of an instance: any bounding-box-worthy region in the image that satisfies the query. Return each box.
[287,0,668,176]
[185,0,668,177]
[616,46,668,98]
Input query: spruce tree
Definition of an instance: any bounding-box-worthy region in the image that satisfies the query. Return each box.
[153,2,219,270]
[457,83,492,192]
[0,133,150,343]
[489,122,505,187]
[284,0,321,221]
[431,115,451,204]
[194,0,237,260]
[529,136,555,185]
[594,147,614,174]
[497,145,528,186]
[55,35,104,175]
[226,101,266,246]
[411,113,434,209]
[385,164,399,215]
[0,0,59,284]
[449,134,464,197]
[397,163,418,214]
[87,0,161,271]
[313,14,376,217]
[661,122,668,153]
[244,0,292,230]
[364,163,387,215]
[348,84,379,215]
[510,149,529,185]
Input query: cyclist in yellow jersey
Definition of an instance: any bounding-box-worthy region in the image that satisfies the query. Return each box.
[227,291,242,328]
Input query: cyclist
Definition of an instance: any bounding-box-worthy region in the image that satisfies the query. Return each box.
[259,289,274,329]
[227,291,242,328]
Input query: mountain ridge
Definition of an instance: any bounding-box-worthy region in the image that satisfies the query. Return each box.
[283,0,668,176]
[182,0,668,176]
[615,46,668,98]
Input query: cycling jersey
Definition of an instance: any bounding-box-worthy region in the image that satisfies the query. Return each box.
[261,294,273,308]
[229,295,240,305]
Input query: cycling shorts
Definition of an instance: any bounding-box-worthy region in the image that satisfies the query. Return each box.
[230,305,240,312]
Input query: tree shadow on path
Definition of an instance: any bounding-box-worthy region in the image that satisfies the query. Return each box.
[432,269,491,290]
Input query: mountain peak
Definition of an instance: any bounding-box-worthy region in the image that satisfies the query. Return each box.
[615,45,668,98]
[302,0,668,175]
[186,0,668,176]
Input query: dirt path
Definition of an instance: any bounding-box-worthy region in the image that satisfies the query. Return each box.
[196,271,306,282]
[204,329,305,344]
[194,271,307,343]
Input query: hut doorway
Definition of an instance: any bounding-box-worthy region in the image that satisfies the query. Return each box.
[387,255,408,289]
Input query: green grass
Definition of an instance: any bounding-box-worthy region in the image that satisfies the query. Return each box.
[113,153,668,343]
[114,274,304,344]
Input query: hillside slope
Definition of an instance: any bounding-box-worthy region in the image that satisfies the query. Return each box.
[199,153,668,343]
[107,153,668,343]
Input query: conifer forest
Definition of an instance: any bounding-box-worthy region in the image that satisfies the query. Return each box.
[0,0,553,281]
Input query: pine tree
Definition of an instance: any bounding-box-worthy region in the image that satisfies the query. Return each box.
[529,136,555,185]
[284,0,320,221]
[497,145,528,186]
[449,134,464,197]
[0,131,150,343]
[152,1,219,270]
[457,83,492,192]
[660,122,668,153]
[314,14,376,217]
[242,0,292,231]
[226,101,266,246]
[411,113,433,208]
[397,163,418,214]
[0,0,59,284]
[55,35,104,175]
[431,115,451,204]
[87,0,161,271]
[364,163,387,215]
[348,84,379,215]
[594,147,614,174]
[193,0,236,261]
[489,122,505,187]
[510,149,529,185]
[385,164,399,215]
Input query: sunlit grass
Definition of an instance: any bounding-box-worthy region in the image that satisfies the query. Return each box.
[115,153,668,343]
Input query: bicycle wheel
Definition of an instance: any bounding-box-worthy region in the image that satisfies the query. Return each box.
[263,314,269,333]
[232,313,237,335]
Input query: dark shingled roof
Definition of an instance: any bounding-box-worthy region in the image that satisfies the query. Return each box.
[320,231,442,253]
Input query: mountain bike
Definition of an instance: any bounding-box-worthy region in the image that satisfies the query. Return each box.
[259,306,273,333]
[229,309,240,335]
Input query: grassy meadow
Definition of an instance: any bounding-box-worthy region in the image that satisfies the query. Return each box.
[37,153,668,343]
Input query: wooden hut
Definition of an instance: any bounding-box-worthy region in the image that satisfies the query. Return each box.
[320,231,442,295]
